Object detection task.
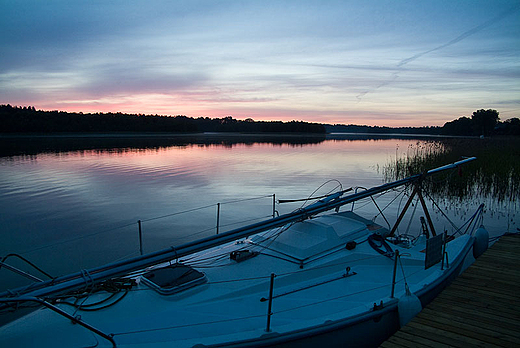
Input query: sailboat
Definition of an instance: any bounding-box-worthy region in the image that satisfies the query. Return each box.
[0,157,489,347]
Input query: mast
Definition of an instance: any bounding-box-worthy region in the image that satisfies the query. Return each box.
[0,157,475,302]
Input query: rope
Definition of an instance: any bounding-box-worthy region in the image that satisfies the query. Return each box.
[171,246,178,264]
[73,270,96,317]
[112,313,266,337]
[81,269,94,288]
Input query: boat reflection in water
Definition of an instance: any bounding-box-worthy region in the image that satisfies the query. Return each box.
[0,158,490,347]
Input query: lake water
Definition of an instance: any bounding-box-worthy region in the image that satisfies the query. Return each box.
[0,134,517,292]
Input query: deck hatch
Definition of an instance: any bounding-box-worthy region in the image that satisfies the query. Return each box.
[141,264,206,295]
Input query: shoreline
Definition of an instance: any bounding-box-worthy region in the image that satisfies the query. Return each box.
[0,131,478,140]
[0,132,326,139]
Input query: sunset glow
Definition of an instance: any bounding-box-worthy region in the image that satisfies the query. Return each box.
[1,1,519,127]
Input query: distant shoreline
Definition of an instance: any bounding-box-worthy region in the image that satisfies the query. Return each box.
[0,132,327,139]
[325,132,472,139]
[0,131,477,140]
[3,105,516,136]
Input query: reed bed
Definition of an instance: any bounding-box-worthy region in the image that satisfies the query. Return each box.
[383,137,520,202]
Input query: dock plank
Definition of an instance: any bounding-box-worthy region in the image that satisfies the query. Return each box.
[427,299,520,325]
[414,310,519,346]
[380,234,520,348]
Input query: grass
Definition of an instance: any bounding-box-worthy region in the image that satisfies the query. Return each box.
[383,137,520,202]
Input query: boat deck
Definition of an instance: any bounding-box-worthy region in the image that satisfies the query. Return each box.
[380,233,520,348]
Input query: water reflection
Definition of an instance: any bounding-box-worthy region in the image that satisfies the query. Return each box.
[0,133,329,158]
[0,135,517,294]
[0,132,448,158]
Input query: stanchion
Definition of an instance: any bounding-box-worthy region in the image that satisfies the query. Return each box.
[266,273,275,332]
[391,249,399,298]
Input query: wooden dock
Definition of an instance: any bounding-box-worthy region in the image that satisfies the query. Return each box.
[380,233,520,348]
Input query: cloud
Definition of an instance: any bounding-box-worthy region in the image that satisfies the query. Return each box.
[355,2,520,102]
[1,1,519,126]
[396,3,520,68]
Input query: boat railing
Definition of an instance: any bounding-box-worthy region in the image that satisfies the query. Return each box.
[0,221,471,344]
[2,194,277,263]
[0,157,476,304]
[350,186,393,230]
[108,252,421,341]
[0,297,116,347]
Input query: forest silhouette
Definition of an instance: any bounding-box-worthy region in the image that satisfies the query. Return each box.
[1,105,518,136]
[0,105,325,134]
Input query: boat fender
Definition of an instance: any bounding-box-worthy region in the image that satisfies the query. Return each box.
[345,241,357,250]
[398,285,422,327]
[473,226,489,259]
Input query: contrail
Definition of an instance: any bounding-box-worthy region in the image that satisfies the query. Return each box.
[397,5,520,67]
[356,4,520,102]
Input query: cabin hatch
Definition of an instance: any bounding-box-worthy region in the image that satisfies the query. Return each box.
[141,263,206,295]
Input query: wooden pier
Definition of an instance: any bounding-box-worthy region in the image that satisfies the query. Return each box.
[380,233,520,348]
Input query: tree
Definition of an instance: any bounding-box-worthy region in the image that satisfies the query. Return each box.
[441,116,473,136]
[503,118,520,135]
[471,109,499,136]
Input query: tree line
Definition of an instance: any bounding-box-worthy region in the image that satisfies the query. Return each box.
[1,105,518,136]
[327,109,519,136]
[0,105,326,134]
[324,124,440,134]
[441,109,519,136]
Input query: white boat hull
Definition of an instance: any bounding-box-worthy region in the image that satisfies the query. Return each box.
[0,211,477,348]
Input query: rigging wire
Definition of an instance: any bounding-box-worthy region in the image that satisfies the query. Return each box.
[403,196,419,236]
[293,179,344,209]
[272,266,425,316]
[179,182,405,269]
[372,188,406,221]
[113,263,425,337]
[11,194,274,257]
[0,254,54,279]
[220,194,274,205]
[112,313,267,337]
[140,203,216,223]
[16,221,138,256]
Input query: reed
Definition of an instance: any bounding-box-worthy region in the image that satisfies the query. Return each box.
[383,137,520,201]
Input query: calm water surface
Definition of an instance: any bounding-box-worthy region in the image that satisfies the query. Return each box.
[0,135,516,292]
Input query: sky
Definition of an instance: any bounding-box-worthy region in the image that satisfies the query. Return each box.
[1,0,519,127]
